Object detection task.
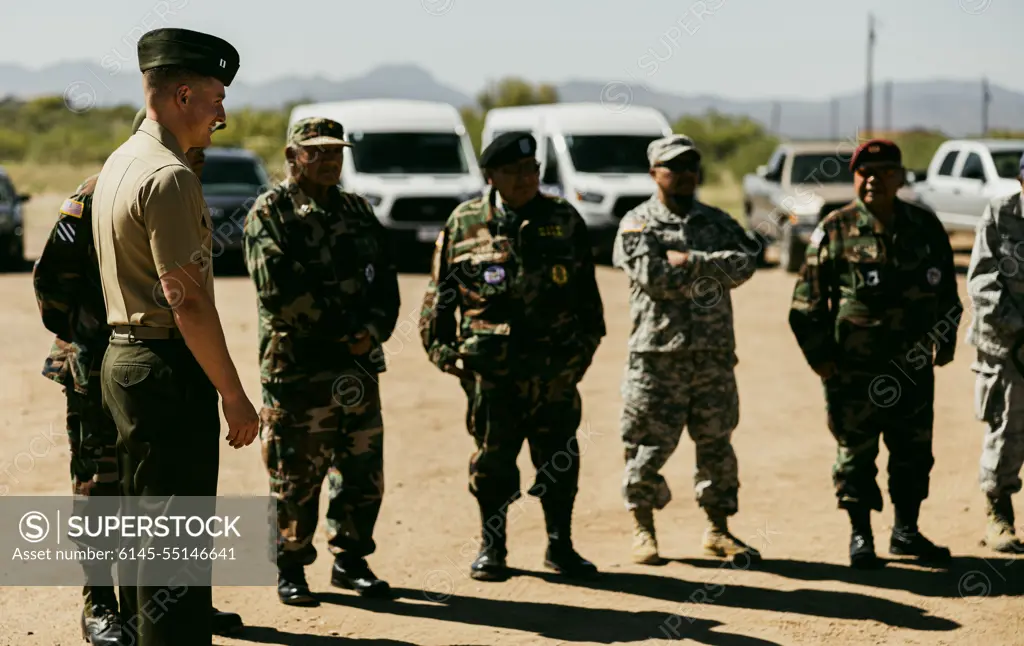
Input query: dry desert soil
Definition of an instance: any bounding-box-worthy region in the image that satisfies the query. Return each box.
[0,196,1020,645]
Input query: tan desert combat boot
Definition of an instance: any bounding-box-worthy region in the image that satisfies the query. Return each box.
[981,496,1024,554]
[703,514,763,563]
[631,507,661,564]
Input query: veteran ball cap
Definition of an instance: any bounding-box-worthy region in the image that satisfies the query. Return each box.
[288,118,352,147]
[479,132,537,169]
[850,139,902,171]
[648,134,699,167]
[137,28,240,86]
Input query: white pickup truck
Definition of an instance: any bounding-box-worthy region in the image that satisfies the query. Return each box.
[913,139,1024,233]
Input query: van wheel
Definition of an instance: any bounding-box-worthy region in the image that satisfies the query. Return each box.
[779,224,805,274]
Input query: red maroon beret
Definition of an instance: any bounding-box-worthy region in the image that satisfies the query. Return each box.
[850,139,902,171]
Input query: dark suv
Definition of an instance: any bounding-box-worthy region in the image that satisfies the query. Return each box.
[0,167,30,270]
[198,147,272,264]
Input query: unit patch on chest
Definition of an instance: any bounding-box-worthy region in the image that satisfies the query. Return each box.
[927,267,941,286]
[551,264,568,285]
[483,265,506,285]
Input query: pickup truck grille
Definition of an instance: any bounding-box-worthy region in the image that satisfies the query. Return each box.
[613,195,650,219]
[389,197,461,223]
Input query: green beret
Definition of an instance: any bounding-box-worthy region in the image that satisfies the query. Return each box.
[480,132,537,169]
[131,108,147,134]
[137,28,240,86]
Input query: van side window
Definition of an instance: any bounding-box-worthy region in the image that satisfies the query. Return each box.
[936,151,959,176]
[542,137,560,185]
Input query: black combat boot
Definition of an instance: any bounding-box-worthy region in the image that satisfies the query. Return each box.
[470,498,510,581]
[212,607,244,635]
[331,553,392,598]
[890,499,951,565]
[541,497,598,579]
[847,506,883,569]
[277,565,318,606]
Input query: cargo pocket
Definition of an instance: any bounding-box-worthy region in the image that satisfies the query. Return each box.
[110,363,152,389]
[973,365,1006,426]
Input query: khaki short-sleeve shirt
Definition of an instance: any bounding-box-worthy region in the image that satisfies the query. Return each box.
[92,119,214,328]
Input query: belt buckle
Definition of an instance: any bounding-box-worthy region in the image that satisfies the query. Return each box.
[128,327,136,343]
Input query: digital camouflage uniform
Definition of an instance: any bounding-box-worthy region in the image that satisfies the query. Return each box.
[243,176,399,571]
[613,197,756,518]
[789,198,962,514]
[419,185,605,544]
[31,174,119,619]
[966,191,1024,551]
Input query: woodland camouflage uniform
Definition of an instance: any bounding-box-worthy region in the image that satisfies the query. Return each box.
[243,174,400,580]
[419,173,605,578]
[789,189,961,567]
[32,174,120,633]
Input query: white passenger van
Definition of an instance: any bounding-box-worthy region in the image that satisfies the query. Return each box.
[287,99,485,251]
[481,103,673,258]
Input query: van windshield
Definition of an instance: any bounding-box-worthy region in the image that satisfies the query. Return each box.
[349,132,469,174]
[563,134,659,174]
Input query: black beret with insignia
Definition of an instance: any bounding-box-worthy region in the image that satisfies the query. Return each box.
[479,132,537,169]
[138,28,240,86]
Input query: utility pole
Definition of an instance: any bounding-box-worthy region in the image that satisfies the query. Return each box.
[884,80,892,133]
[864,12,876,138]
[982,76,992,136]
[831,98,839,140]
[770,101,781,136]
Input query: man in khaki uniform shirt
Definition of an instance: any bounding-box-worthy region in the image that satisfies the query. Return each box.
[91,28,258,646]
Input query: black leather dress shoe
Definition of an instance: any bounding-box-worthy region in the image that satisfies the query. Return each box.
[212,607,244,635]
[331,556,392,598]
[80,607,121,645]
[470,547,510,581]
[278,567,318,606]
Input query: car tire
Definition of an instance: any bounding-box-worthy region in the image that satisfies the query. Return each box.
[0,232,23,272]
[779,223,805,274]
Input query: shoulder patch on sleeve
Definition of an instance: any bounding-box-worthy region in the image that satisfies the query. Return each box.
[60,199,84,218]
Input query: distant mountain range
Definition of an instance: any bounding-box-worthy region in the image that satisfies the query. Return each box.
[2,61,1021,139]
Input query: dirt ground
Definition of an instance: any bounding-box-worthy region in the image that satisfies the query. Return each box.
[1,196,1021,645]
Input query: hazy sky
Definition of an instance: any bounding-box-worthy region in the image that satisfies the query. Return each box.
[4,0,1021,99]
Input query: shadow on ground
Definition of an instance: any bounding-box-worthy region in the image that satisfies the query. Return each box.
[675,555,1024,600]
[295,561,959,644]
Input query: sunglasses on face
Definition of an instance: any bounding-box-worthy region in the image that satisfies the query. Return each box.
[855,164,902,178]
[657,158,701,174]
[495,160,541,178]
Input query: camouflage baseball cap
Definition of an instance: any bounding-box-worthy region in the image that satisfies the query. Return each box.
[288,117,352,148]
[647,134,700,167]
